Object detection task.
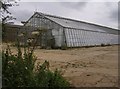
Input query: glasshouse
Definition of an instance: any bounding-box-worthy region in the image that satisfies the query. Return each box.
[23,12,120,48]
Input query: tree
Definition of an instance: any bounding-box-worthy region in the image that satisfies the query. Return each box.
[0,0,19,41]
[0,0,19,24]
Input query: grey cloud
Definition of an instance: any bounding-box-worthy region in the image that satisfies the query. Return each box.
[11,9,33,22]
[107,2,119,22]
[8,2,118,29]
[60,2,87,10]
[105,2,114,7]
[110,10,118,21]
[103,2,118,27]
[118,3,120,29]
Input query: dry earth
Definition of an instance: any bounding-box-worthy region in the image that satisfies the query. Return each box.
[2,44,119,87]
[34,45,119,87]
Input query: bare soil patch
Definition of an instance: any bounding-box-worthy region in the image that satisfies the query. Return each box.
[34,45,119,87]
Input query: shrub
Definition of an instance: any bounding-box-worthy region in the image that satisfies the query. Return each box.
[2,42,70,88]
[106,44,111,46]
[101,43,105,47]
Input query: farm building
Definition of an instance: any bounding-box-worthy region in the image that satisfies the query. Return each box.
[22,12,119,48]
[3,24,23,42]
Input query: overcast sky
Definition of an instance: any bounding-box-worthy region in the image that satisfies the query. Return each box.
[8,0,119,29]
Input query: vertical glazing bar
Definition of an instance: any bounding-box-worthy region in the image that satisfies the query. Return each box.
[72,29,75,47]
[78,30,79,46]
[80,30,82,46]
[71,29,73,47]
[84,31,86,46]
[62,27,67,48]
[83,30,85,46]
[74,29,76,47]
[80,30,83,46]
[77,30,79,46]
[65,28,69,47]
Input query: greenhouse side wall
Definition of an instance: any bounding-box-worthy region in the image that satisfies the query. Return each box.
[65,28,119,47]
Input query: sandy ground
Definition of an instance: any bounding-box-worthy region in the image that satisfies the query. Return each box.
[2,44,119,87]
[34,45,119,87]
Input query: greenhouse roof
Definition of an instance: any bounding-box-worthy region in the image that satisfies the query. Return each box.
[25,12,119,34]
[36,12,119,33]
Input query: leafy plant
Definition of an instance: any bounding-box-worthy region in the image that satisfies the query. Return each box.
[2,36,70,88]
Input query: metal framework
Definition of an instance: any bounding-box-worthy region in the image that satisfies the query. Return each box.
[23,12,120,48]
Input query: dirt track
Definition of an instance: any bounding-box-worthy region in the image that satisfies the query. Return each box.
[34,45,119,87]
[2,44,119,87]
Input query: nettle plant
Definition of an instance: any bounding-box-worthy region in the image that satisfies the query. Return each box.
[2,30,70,88]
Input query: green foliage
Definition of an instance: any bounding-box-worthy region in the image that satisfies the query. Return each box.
[0,52,2,82]
[0,14,1,44]
[2,43,70,88]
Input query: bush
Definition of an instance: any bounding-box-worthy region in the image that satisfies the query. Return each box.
[106,44,111,46]
[101,43,105,47]
[2,43,70,88]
